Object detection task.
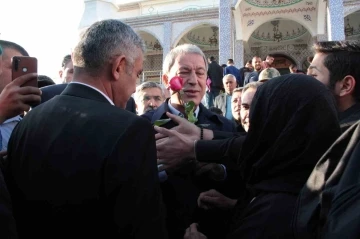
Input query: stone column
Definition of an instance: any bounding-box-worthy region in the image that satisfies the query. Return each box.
[326,0,345,41]
[163,22,172,62]
[219,0,232,65]
[234,40,244,68]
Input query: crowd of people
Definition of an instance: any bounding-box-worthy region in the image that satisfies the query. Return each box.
[0,19,360,239]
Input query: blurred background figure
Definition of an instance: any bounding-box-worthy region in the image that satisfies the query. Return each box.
[59,54,73,83]
[37,75,55,88]
[134,81,165,115]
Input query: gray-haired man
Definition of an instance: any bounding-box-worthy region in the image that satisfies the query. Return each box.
[6,19,167,238]
[135,81,165,115]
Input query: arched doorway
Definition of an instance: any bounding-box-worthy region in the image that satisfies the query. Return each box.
[245,19,313,72]
[175,24,219,62]
[344,10,360,40]
[271,54,297,75]
[137,31,163,84]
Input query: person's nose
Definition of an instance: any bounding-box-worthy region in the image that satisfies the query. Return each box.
[149,99,155,106]
[188,71,197,85]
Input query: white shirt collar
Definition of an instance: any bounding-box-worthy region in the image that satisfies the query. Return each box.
[70,82,114,105]
[167,100,200,118]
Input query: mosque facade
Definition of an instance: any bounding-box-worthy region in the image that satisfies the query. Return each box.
[79,0,360,81]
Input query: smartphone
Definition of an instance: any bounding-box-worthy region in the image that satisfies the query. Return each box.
[12,56,38,87]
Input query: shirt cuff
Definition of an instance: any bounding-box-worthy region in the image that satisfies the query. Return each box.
[158,165,168,182]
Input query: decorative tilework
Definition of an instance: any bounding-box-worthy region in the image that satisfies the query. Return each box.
[245,0,303,8]
[327,0,345,40]
[234,40,244,67]
[135,25,164,46]
[171,20,219,47]
[242,7,316,17]
[304,14,312,21]
[344,4,360,17]
[203,50,220,62]
[246,43,313,70]
[142,54,163,82]
[163,22,172,61]
[219,0,232,66]
[247,19,255,26]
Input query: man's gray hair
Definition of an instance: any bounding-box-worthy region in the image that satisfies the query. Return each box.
[162,44,208,75]
[243,81,263,93]
[134,81,164,103]
[223,74,236,82]
[72,19,145,75]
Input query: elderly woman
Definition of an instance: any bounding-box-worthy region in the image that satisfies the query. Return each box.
[156,74,341,238]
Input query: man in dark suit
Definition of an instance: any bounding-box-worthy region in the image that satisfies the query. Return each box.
[5,19,167,238]
[206,56,223,107]
[142,44,236,239]
[224,59,241,86]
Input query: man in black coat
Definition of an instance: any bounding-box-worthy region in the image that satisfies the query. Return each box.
[206,56,224,107]
[5,19,167,238]
[142,44,236,239]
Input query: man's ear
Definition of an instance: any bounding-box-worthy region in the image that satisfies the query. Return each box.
[112,55,126,80]
[162,74,169,86]
[59,70,63,78]
[339,75,356,97]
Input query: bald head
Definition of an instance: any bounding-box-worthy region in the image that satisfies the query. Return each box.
[223,74,237,95]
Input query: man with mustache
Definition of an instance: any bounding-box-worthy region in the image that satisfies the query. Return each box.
[134,81,165,115]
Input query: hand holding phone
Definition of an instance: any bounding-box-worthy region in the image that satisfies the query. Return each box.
[12,56,38,87]
[0,56,41,122]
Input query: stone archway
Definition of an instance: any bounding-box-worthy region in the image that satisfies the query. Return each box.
[173,23,220,61]
[271,53,298,75]
[245,18,313,72]
[137,31,163,83]
[172,20,219,48]
[344,10,360,40]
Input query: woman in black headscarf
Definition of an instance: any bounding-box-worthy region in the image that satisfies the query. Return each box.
[225,74,341,238]
[186,74,341,239]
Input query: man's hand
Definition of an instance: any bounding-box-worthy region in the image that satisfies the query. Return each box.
[155,126,196,172]
[0,73,41,124]
[184,223,207,239]
[198,189,237,211]
[155,112,201,141]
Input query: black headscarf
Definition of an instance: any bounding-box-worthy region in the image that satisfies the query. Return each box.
[238,74,341,194]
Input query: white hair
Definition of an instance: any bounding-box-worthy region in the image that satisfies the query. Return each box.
[162,44,208,75]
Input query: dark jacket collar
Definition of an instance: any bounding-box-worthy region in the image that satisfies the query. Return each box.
[339,102,360,130]
[60,83,111,105]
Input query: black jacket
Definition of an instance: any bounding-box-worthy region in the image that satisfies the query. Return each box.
[142,99,236,239]
[6,83,167,238]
